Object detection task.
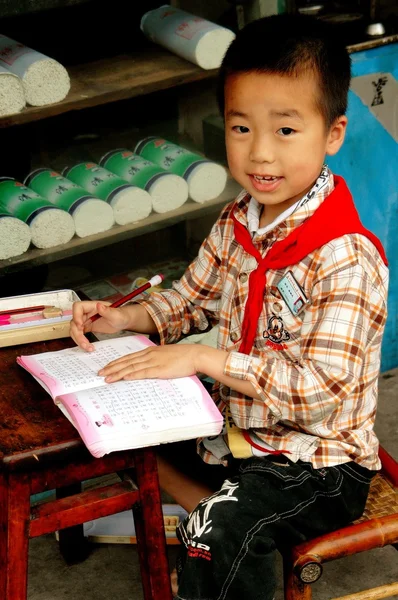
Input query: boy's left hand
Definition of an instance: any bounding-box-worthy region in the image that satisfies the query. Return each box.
[98,344,201,382]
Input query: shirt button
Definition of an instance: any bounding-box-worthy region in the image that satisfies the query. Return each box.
[239,273,248,283]
[272,302,283,313]
[230,331,239,342]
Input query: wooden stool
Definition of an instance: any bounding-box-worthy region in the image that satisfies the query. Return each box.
[283,446,398,600]
[0,339,173,600]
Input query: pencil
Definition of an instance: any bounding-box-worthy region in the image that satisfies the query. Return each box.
[89,274,164,323]
[0,304,51,317]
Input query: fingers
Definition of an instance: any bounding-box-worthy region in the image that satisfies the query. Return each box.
[99,349,154,382]
[101,348,152,370]
[72,300,98,328]
[70,301,96,350]
[70,300,113,351]
[104,363,155,382]
[70,320,93,351]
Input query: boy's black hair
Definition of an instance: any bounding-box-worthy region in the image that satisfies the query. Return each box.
[218,13,351,128]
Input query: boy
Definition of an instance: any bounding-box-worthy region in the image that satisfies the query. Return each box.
[70,14,389,600]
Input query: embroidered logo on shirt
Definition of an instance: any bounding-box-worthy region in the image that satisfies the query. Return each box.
[263,315,290,350]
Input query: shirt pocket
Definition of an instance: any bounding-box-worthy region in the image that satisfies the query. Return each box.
[255,290,303,362]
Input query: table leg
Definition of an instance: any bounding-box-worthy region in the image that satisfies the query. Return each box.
[132,502,153,600]
[132,448,173,600]
[0,472,31,600]
[56,483,90,564]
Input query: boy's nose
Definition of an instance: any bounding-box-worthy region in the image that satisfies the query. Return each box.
[249,138,275,164]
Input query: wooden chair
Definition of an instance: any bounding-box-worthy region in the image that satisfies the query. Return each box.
[283,446,398,600]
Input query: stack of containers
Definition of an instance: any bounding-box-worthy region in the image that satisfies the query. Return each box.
[63,163,152,225]
[0,35,70,107]
[0,178,75,249]
[135,137,227,203]
[100,149,189,213]
[25,169,115,238]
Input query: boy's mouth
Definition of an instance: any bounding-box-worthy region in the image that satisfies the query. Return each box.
[253,175,279,182]
[249,174,282,192]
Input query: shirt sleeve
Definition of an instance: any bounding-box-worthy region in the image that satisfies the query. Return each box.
[224,247,388,429]
[136,220,224,345]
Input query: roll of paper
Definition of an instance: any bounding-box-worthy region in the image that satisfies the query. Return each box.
[141,5,235,70]
[25,169,115,238]
[100,149,189,214]
[0,210,31,260]
[63,163,152,225]
[0,35,70,106]
[0,65,25,116]
[135,137,227,203]
[0,178,75,249]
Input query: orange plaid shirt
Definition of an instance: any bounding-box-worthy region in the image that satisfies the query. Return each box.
[139,169,389,470]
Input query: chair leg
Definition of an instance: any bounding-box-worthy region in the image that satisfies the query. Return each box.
[0,472,31,600]
[283,553,313,600]
[132,447,173,600]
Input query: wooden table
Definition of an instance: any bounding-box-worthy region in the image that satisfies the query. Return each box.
[0,338,173,600]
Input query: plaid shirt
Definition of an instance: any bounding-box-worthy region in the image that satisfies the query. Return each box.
[139,169,389,469]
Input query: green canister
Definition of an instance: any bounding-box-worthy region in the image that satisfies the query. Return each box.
[25,168,114,238]
[63,163,152,225]
[0,177,75,249]
[134,137,227,203]
[100,149,188,213]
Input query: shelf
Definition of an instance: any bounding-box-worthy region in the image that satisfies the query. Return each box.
[0,178,240,275]
[0,48,217,128]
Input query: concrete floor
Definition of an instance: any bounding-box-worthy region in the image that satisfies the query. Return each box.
[27,368,398,600]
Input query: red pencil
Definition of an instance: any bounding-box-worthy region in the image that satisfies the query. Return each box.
[0,304,50,317]
[89,274,164,323]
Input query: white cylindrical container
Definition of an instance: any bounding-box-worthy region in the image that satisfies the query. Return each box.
[0,65,25,116]
[100,149,189,214]
[25,169,115,238]
[0,178,75,249]
[135,137,227,203]
[0,35,70,106]
[141,5,235,70]
[63,163,152,225]
[0,210,31,260]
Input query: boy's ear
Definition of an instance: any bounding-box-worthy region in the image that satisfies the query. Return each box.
[326,116,348,156]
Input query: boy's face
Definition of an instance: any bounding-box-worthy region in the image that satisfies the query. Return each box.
[224,71,347,227]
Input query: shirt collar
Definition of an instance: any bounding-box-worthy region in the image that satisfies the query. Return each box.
[235,165,335,240]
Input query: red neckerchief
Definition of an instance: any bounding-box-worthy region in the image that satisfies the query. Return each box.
[232,176,388,355]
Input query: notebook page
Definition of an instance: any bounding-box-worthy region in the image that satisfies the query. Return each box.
[17,335,152,399]
[58,375,222,457]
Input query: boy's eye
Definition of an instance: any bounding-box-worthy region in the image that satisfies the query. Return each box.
[232,125,250,134]
[278,127,295,136]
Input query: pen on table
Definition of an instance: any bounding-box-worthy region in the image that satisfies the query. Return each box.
[0,305,50,317]
[88,274,164,324]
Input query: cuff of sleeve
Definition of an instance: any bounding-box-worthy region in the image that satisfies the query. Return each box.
[224,351,252,380]
[224,351,282,420]
[135,297,170,345]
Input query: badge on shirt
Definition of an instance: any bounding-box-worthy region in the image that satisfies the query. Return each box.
[277,271,309,316]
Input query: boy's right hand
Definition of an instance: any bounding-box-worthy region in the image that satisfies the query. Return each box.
[70,301,132,351]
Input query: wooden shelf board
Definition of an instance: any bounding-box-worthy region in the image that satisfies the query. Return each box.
[0,178,240,275]
[0,48,217,128]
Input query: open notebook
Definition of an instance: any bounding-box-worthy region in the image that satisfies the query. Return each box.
[17,335,223,458]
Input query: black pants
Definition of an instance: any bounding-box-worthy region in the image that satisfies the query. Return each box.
[168,445,375,600]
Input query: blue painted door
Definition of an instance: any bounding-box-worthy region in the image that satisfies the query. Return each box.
[328,42,398,372]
